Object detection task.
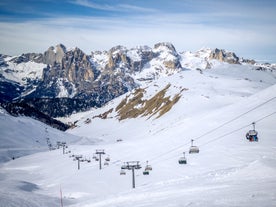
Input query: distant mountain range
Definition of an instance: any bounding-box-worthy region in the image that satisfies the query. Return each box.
[0,42,275,129]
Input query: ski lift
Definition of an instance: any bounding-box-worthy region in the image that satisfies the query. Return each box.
[104,161,109,166]
[121,163,127,169]
[178,152,187,164]
[145,161,152,171]
[105,156,110,162]
[92,154,97,159]
[189,139,199,154]
[143,170,150,175]
[120,169,126,175]
[95,157,99,161]
[246,122,258,142]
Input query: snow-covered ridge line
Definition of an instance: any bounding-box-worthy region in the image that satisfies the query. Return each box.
[1,43,275,118]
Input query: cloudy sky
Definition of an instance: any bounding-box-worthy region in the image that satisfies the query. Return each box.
[0,0,275,62]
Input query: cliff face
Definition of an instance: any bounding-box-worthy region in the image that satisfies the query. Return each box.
[20,45,136,117]
[209,48,240,64]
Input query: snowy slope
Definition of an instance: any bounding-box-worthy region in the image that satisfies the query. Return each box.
[0,57,45,85]
[0,109,82,163]
[0,64,276,207]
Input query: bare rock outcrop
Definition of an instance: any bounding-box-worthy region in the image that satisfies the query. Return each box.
[209,48,239,64]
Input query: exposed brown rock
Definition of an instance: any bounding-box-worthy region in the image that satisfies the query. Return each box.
[209,48,240,64]
[115,84,186,120]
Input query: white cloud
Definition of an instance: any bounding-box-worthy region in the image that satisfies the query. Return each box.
[70,0,157,13]
[0,12,275,62]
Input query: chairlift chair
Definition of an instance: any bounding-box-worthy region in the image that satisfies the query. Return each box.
[105,156,110,162]
[145,161,152,171]
[120,169,126,175]
[104,161,109,166]
[189,139,199,154]
[246,122,258,142]
[178,152,187,164]
[143,170,150,175]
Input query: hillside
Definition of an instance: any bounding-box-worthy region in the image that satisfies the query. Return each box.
[0,61,275,206]
[0,108,81,163]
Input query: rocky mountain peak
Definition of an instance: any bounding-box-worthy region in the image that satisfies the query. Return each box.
[154,42,177,53]
[62,47,94,82]
[43,44,67,65]
[209,48,239,64]
[152,42,182,71]
[2,43,273,119]
[10,53,43,64]
[106,46,129,70]
[109,45,127,54]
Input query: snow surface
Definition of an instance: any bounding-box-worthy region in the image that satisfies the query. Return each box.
[0,110,83,163]
[0,59,46,85]
[1,63,276,207]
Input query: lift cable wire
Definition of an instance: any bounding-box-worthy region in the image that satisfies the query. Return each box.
[200,111,276,147]
[147,95,276,164]
[192,96,276,142]
[109,97,276,167]
[150,110,276,165]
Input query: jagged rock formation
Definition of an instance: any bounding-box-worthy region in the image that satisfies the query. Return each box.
[209,48,239,64]
[18,45,137,117]
[1,43,274,121]
[43,44,66,65]
[154,42,182,70]
[10,53,43,64]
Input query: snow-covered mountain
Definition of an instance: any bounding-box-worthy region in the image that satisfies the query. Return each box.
[0,44,276,206]
[1,43,275,119]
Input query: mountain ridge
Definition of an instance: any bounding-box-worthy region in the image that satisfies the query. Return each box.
[1,43,275,121]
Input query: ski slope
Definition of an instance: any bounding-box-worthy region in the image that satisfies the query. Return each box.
[0,64,276,207]
[0,109,81,163]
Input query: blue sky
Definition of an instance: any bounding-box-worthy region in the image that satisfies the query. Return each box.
[0,0,275,62]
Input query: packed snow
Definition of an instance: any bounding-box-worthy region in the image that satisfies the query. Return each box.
[0,62,276,207]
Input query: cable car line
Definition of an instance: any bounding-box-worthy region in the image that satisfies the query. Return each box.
[199,111,276,147]
[199,123,251,147]
[254,111,276,123]
[148,96,276,163]
[96,98,276,168]
[148,101,276,165]
[192,96,276,142]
